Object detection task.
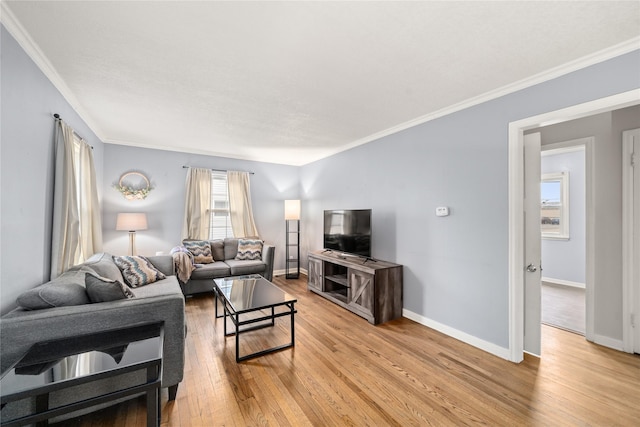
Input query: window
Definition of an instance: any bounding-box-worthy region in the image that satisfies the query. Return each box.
[541,171,569,240]
[209,171,234,240]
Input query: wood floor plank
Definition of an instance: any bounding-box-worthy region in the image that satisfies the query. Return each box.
[54,275,640,426]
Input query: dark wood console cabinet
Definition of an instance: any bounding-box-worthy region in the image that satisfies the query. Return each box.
[307,250,403,324]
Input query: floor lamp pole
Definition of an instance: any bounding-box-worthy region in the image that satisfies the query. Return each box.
[128,231,137,256]
[285,219,300,279]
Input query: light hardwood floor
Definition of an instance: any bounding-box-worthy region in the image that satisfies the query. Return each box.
[59,275,640,426]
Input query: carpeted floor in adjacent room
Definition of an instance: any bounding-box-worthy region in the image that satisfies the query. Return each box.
[541,281,586,335]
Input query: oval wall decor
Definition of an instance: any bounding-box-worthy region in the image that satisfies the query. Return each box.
[115,172,153,200]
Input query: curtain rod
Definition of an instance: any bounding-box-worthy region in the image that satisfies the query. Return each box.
[53,113,92,148]
[182,165,254,175]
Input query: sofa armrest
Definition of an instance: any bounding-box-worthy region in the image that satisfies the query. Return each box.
[1,290,185,388]
[262,244,275,281]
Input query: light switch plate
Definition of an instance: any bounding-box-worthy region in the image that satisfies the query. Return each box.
[435,206,450,217]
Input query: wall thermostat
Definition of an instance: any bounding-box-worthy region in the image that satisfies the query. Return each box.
[435,206,450,217]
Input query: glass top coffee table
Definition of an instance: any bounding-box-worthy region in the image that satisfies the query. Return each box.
[0,322,163,427]
[213,275,297,362]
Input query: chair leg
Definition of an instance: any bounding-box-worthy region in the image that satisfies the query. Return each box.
[168,384,179,401]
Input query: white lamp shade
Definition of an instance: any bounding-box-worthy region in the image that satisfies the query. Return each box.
[284,200,301,220]
[116,213,148,231]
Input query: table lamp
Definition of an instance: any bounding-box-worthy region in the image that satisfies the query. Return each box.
[116,213,148,256]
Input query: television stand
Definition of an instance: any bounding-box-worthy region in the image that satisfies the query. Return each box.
[307,250,403,325]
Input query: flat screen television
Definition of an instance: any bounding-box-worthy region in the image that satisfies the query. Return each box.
[323,209,372,257]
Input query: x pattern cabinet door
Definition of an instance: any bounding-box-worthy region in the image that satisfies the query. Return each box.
[348,270,375,318]
[308,257,323,291]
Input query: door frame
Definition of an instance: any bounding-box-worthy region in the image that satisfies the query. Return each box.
[507,89,640,362]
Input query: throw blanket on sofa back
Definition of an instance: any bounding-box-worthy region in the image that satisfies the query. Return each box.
[170,246,195,283]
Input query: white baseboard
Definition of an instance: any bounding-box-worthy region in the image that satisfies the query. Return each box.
[541,277,585,289]
[402,309,512,362]
[592,334,624,352]
[273,268,308,278]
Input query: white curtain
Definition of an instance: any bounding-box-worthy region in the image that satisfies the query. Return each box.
[181,167,211,240]
[77,140,103,261]
[51,119,102,279]
[227,171,259,238]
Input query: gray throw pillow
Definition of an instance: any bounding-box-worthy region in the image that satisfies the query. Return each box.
[85,272,134,303]
[76,252,126,283]
[16,269,90,310]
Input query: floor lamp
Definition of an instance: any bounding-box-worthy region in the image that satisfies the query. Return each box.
[116,213,148,256]
[285,200,300,279]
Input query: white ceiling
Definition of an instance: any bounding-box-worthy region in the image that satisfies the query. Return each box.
[3,1,640,166]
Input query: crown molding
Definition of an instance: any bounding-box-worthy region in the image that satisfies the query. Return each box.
[103,138,301,166]
[309,36,640,165]
[0,2,105,140]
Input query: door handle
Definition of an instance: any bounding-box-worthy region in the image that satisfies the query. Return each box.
[526,263,538,273]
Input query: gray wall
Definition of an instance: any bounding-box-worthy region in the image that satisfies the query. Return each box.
[540,149,586,284]
[101,144,299,271]
[300,51,640,349]
[0,25,105,314]
[609,106,640,339]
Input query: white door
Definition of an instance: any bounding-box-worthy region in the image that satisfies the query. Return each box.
[623,128,640,353]
[635,132,640,354]
[524,132,542,356]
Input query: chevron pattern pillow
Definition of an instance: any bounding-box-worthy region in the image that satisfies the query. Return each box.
[235,239,264,261]
[114,256,166,287]
[183,240,214,264]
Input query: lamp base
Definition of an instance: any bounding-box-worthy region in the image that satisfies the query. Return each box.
[128,231,137,256]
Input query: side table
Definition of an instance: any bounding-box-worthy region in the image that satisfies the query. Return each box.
[0,322,163,427]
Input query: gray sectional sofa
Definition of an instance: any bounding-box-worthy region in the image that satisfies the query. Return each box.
[0,252,185,421]
[179,238,275,296]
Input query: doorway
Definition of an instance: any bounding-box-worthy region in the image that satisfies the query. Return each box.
[507,89,640,363]
[539,143,587,336]
[521,135,590,357]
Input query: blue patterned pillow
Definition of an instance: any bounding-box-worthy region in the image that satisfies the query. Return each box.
[235,239,264,261]
[183,240,214,264]
[114,256,166,287]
